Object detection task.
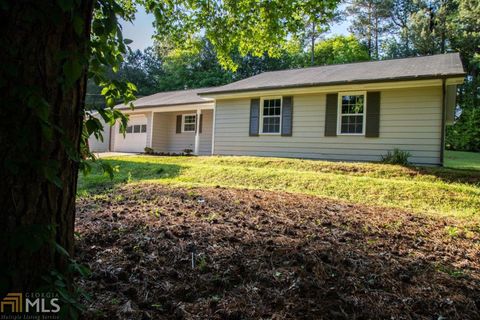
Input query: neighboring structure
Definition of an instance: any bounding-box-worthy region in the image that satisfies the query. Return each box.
[89,53,465,165]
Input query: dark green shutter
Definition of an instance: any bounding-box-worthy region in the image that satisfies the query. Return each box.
[249,98,260,136]
[366,92,380,137]
[176,115,182,133]
[281,96,293,136]
[199,114,203,133]
[325,93,338,137]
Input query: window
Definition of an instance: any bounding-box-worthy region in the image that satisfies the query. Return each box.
[338,93,366,135]
[182,114,196,132]
[122,124,146,134]
[261,97,282,134]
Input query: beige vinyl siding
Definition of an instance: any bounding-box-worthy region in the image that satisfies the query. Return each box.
[199,110,213,154]
[146,112,153,147]
[213,86,442,165]
[151,112,170,151]
[151,110,213,155]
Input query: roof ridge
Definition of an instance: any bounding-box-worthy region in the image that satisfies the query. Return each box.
[141,86,217,95]
[258,52,460,75]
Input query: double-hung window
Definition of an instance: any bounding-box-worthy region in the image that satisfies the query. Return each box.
[260,97,282,134]
[182,114,196,132]
[338,92,366,135]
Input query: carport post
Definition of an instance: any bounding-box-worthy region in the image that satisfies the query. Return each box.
[194,108,201,155]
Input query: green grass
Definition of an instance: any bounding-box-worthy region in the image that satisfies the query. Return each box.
[78,152,480,222]
[445,150,480,170]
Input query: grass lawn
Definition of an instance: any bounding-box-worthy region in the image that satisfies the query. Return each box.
[77,151,480,318]
[78,151,480,222]
[445,150,480,170]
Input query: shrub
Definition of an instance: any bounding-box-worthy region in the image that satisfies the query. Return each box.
[381,148,411,165]
[144,147,154,154]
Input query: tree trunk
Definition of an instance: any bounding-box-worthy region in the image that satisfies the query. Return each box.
[367,3,373,59]
[311,21,316,66]
[404,28,410,56]
[374,16,379,60]
[0,0,94,295]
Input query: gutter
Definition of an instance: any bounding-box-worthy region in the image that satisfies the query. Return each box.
[198,73,467,96]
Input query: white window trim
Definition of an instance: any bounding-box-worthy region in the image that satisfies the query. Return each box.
[337,91,367,136]
[181,113,196,133]
[259,96,283,135]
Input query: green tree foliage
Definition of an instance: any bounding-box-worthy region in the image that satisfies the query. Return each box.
[312,35,370,65]
[445,0,480,151]
[407,0,455,55]
[446,108,480,151]
[387,0,420,56]
[346,0,393,59]
[298,8,343,65]
[86,47,162,107]
[449,0,480,107]
[232,39,306,78]
[117,47,163,96]
[156,38,234,91]
[146,0,340,71]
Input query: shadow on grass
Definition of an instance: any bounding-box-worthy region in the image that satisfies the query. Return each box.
[76,185,480,319]
[412,165,480,186]
[78,160,183,194]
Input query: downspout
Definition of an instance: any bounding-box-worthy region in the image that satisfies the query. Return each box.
[440,78,447,166]
[211,102,216,155]
[149,111,154,148]
[194,108,201,155]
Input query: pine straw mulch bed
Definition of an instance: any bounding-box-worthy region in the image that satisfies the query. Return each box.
[75,184,480,320]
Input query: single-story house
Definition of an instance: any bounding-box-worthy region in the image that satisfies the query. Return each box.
[89,53,465,165]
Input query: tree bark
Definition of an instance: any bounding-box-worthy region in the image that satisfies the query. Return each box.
[367,2,373,59]
[374,15,379,60]
[0,0,94,295]
[311,20,316,66]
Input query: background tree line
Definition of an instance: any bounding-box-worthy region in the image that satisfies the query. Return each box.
[87,0,479,151]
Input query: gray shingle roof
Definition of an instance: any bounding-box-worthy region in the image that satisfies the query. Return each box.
[199,53,465,95]
[116,88,213,109]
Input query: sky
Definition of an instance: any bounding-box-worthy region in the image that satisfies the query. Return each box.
[120,7,351,51]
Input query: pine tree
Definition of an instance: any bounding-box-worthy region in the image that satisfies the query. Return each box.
[347,0,393,59]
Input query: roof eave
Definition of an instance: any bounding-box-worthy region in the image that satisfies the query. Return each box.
[198,73,466,97]
[115,100,214,110]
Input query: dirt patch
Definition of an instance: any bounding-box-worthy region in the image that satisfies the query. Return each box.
[75,184,480,319]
